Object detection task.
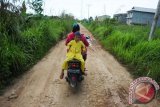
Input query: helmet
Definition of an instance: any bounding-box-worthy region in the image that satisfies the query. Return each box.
[72,23,80,33]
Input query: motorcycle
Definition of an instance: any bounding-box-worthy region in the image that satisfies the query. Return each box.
[65,59,84,88]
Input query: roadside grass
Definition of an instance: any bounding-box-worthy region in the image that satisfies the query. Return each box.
[83,21,160,83]
[0,17,73,90]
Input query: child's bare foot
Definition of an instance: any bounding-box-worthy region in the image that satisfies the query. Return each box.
[60,72,64,79]
[84,68,88,71]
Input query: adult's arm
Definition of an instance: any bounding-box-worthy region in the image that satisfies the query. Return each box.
[65,35,70,46]
[67,40,73,52]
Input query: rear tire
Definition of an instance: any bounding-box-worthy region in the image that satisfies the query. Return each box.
[70,81,77,88]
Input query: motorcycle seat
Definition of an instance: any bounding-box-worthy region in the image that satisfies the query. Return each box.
[68,59,81,64]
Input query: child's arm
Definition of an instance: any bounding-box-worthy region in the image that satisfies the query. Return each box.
[67,40,73,52]
[81,42,86,53]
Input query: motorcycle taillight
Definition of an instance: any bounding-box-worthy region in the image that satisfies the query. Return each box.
[71,63,77,67]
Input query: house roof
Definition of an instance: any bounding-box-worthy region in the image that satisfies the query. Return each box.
[97,15,111,18]
[128,7,156,13]
[114,13,127,17]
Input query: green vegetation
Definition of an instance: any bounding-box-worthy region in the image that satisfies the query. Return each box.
[0,0,74,89]
[83,20,160,83]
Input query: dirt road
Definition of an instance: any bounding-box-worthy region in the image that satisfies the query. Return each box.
[0,25,159,107]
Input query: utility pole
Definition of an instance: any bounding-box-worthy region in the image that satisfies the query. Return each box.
[87,4,91,19]
[81,0,83,19]
[103,4,106,15]
[149,0,160,41]
[43,1,45,15]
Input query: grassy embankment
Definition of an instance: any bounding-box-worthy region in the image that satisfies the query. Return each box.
[0,14,73,90]
[83,20,160,83]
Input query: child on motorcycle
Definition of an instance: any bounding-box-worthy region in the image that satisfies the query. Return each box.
[65,23,89,61]
[60,31,86,79]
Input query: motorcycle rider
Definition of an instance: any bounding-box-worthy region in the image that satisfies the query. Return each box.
[65,23,89,61]
[60,31,86,79]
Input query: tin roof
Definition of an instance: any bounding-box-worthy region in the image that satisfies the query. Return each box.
[128,7,156,13]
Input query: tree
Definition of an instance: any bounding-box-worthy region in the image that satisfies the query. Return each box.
[30,0,43,15]
[20,1,27,17]
[0,0,22,42]
[95,16,98,21]
[89,17,93,22]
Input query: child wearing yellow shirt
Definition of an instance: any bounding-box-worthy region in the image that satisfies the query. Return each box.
[60,31,86,79]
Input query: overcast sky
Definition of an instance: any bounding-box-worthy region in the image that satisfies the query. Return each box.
[35,0,159,19]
